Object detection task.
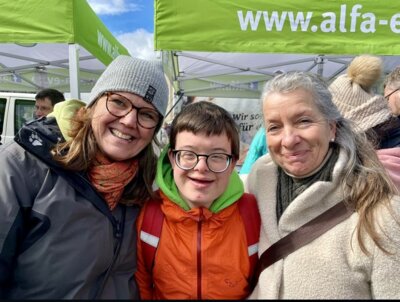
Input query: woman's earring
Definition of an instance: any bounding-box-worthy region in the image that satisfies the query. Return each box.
[330,138,335,142]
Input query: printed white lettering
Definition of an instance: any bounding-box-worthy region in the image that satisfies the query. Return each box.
[263,11,287,31]
[237,10,262,31]
[360,13,376,33]
[349,5,362,32]
[236,4,400,35]
[287,11,312,32]
[339,5,347,32]
[320,13,336,33]
[390,13,400,33]
[97,30,121,59]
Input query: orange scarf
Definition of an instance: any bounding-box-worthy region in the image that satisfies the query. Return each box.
[88,153,138,210]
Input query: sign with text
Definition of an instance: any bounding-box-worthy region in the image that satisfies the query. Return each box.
[155,0,400,55]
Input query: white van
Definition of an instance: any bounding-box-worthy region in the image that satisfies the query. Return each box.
[0,92,36,145]
[0,92,167,149]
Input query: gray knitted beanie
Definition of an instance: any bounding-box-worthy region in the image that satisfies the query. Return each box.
[329,55,391,133]
[88,55,169,117]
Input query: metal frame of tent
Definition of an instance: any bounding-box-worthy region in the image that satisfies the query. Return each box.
[0,0,129,99]
[163,51,400,100]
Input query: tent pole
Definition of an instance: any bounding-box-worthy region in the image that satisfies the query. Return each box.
[315,55,325,76]
[165,90,184,118]
[69,44,81,99]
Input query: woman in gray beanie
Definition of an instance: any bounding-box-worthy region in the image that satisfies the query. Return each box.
[0,55,169,299]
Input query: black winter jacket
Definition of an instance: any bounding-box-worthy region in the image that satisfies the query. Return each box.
[0,117,139,299]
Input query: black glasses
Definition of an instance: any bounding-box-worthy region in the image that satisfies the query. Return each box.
[384,87,400,101]
[105,92,161,129]
[172,150,233,173]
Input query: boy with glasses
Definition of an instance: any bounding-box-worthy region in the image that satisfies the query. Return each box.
[135,101,260,300]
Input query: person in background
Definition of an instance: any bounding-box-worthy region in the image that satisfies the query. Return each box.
[240,126,268,174]
[381,65,400,190]
[34,88,65,118]
[329,55,400,191]
[330,55,400,148]
[135,101,260,300]
[0,55,169,299]
[384,66,400,117]
[158,122,171,147]
[245,71,400,299]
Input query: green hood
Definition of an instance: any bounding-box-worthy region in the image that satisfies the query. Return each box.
[47,99,86,141]
[156,144,244,213]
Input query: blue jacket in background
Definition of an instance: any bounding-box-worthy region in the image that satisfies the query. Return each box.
[240,127,268,174]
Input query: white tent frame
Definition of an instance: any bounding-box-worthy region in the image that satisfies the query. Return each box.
[164,51,399,99]
[0,0,129,100]
[0,45,100,99]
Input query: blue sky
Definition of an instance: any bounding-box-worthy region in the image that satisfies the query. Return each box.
[87,0,158,60]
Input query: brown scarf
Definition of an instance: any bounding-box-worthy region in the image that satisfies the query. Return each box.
[88,153,138,210]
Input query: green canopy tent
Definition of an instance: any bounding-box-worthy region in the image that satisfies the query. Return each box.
[0,0,129,99]
[154,0,400,164]
[155,0,400,98]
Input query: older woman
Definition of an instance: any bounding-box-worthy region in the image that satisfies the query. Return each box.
[245,71,400,299]
[0,55,169,299]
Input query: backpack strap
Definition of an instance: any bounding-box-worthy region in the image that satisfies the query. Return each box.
[140,199,164,271]
[237,193,261,280]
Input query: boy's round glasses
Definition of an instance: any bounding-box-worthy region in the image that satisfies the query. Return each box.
[105,92,161,129]
[172,150,233,173]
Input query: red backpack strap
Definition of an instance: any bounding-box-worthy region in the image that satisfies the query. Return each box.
[237,193,261,281]
[140,199,164,272]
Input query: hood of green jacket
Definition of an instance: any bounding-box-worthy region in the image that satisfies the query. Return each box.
[47,99,86,141]
[156,144,244,213]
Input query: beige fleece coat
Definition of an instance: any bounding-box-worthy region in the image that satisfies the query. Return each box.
[244,148,400,299]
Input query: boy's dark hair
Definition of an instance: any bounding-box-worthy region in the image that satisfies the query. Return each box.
[169,101,240,160]
[35,88,65,106]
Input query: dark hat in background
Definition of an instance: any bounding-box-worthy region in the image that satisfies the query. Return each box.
[329,55,392,133]
[88,55,169,117]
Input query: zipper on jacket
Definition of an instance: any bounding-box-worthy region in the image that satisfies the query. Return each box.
[197,208,204,300]
[114,217,123,239]
[93,205,126,299]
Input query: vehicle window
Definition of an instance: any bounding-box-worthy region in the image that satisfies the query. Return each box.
[0,98,6,138]
[14,99,35,135]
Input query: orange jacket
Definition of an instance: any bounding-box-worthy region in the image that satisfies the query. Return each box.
[135,191,255,300]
